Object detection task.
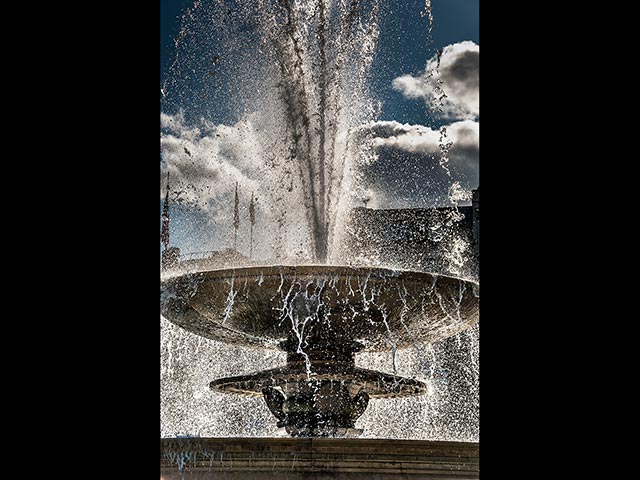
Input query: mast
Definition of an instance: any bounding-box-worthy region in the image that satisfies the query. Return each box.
[249,192,256,259]
[233,182,240,251]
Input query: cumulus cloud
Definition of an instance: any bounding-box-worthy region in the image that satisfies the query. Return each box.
[358,119,479,208]
[365,41,479,207]
[392,41,479,120]
[160,111,263,209]
[159,111,318,260]
[371,119,478,165]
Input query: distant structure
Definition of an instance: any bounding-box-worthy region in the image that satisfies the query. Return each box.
[161,182,257,273]
[160,173,170,250]
[161,183,479,277]
[177,248,250,272]
[472,186,479,260]
[160,173,180,271]
[345,187,479,279]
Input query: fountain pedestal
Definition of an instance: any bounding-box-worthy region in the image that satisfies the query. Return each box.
[211,339,426,437]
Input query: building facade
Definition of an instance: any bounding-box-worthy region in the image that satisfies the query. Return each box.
[344,188,479,280]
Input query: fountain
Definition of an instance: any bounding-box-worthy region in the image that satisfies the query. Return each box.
[161,265,478,437]
[161,0,479,476]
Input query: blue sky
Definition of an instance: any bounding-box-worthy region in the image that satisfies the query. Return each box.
[161,0,478,127]
[369,0,479,126]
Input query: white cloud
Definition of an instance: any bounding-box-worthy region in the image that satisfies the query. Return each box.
[160,112,262,212]
[392,41,479,120]
[355,119,479,208]
[376,41,479,206]
[159,111,318,260]
[371,121,441,154]
[371,119,478,158]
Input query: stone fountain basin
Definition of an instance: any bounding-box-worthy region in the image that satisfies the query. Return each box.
[160,265,479,352]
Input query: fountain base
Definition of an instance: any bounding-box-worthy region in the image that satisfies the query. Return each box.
[160,437,480,479]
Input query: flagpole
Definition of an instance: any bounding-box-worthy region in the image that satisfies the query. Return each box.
[249,223,253,259]
[249,192,255,259]
[233,182,240,251]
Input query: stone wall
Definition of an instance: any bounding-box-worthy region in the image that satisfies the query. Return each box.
[161,437,479,479]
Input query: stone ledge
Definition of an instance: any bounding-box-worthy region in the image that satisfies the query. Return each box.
[161,437,479,479]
